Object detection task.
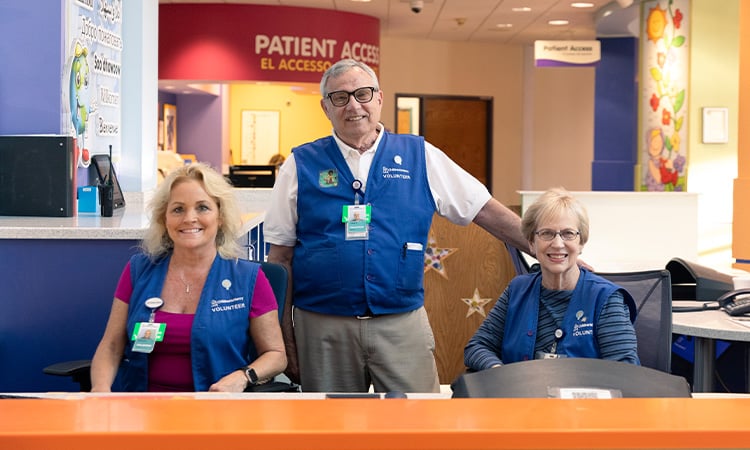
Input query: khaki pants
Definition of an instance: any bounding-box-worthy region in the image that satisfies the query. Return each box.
[294,306,441,393]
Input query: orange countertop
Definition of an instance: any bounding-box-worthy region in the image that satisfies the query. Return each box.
[1,396,750,449]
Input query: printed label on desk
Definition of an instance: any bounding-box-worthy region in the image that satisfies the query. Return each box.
[548,387,621,399]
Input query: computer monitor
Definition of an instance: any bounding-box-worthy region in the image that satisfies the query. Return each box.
[90,154,126,209]
[227,165,276,188]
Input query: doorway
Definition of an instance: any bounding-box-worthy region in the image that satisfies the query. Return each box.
[395,94,492,190]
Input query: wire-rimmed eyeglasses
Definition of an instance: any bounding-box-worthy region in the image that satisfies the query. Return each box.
[534,229,580,241]
[326,87,377,107]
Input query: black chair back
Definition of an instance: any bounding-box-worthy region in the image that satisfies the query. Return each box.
[451,358,690,398]
[597,270,673,373]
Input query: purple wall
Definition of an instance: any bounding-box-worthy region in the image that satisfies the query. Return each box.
[178,93,224,170]
[0,0,65,134]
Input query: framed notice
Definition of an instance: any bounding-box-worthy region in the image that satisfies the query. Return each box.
[241,110,280,164]
[163,103,177,152]
[702,107,728,144]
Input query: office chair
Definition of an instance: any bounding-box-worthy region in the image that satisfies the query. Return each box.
[43,261,298,392]
[451,358,691,398]
[597,269,673,373]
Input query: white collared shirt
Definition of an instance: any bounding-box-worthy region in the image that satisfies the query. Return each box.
[264,124,491,246]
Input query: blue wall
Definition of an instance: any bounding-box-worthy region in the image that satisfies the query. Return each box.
[0,239,140,391]
[592,37,639,191]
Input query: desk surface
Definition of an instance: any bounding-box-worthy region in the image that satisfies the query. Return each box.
[0,192,265,240]
[672,301,750,342]
[1,395,750,450]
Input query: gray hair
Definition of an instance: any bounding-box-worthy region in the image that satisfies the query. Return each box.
[320,59,380,98]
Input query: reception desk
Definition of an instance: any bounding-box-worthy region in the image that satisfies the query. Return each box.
[1,395,750,449]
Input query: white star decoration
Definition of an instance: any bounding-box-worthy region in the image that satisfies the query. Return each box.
[461,288,492,318]
[423,231,458,279]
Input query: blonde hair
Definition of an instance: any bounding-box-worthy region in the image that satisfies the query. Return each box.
[141,162,242,259]
[521,187,590,245]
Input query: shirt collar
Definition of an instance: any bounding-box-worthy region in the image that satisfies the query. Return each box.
[332,123,384,158]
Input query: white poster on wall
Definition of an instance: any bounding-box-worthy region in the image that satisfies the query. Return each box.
[241,110,280,165]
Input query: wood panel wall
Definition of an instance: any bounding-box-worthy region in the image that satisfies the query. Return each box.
[423,214,516,384]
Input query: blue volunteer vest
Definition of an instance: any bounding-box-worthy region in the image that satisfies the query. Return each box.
[501,268,636,363]
[292,132,436,316]
[115,253,259,391]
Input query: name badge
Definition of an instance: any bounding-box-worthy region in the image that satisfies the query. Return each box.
[342,204,371,240]
[131,322,166,353]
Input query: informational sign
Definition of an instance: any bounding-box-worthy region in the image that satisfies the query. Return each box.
[64,0,122,168]
[159,4,380,83]
[534,40,601,67]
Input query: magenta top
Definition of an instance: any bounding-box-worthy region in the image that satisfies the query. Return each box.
[114,261,278,391]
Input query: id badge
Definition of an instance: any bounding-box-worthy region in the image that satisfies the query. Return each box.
[342,204,371,241]
[131,322,166,353]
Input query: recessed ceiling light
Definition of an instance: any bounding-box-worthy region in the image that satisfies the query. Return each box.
[350,0,372,2]
[495,23,513,29]
[512,7,531,12]
[571,2,594,7]
[548,19,569,26]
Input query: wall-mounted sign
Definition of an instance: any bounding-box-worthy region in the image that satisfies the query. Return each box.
[534,40,601,67]
[159,4,380,83]
[65,0,123,167]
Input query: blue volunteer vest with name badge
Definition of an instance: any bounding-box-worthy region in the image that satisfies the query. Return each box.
[501,268,636,363]
[292,132,436,316]
[115,253,259,391]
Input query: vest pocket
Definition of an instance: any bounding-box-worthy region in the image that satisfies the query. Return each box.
[296,246,342,294]
[397,245,424,292]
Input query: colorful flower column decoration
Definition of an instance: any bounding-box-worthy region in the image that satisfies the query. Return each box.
[639,0,689,191]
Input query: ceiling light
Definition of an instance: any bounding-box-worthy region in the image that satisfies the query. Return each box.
[350,0,372,2]
[571,2,594,7]
[495,23,513,29]
[512,7,531,12]
[548,20,569,26]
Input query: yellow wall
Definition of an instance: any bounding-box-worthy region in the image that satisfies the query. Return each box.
[228,83,331,165]
[687,0,740,265]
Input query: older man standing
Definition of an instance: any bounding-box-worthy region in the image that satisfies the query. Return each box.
[265,58,529,393]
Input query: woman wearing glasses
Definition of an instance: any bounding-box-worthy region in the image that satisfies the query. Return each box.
[464,188,640,371]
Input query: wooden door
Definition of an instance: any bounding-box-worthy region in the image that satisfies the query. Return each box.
[422,96,492,189]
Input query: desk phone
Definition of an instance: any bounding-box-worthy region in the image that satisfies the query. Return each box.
[718,288,750,316]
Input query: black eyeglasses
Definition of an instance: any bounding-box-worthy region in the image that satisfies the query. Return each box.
[326,87,377,107]
[535,229,580,241]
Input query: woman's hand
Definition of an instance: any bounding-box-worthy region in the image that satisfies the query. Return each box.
[208,369,247,392]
